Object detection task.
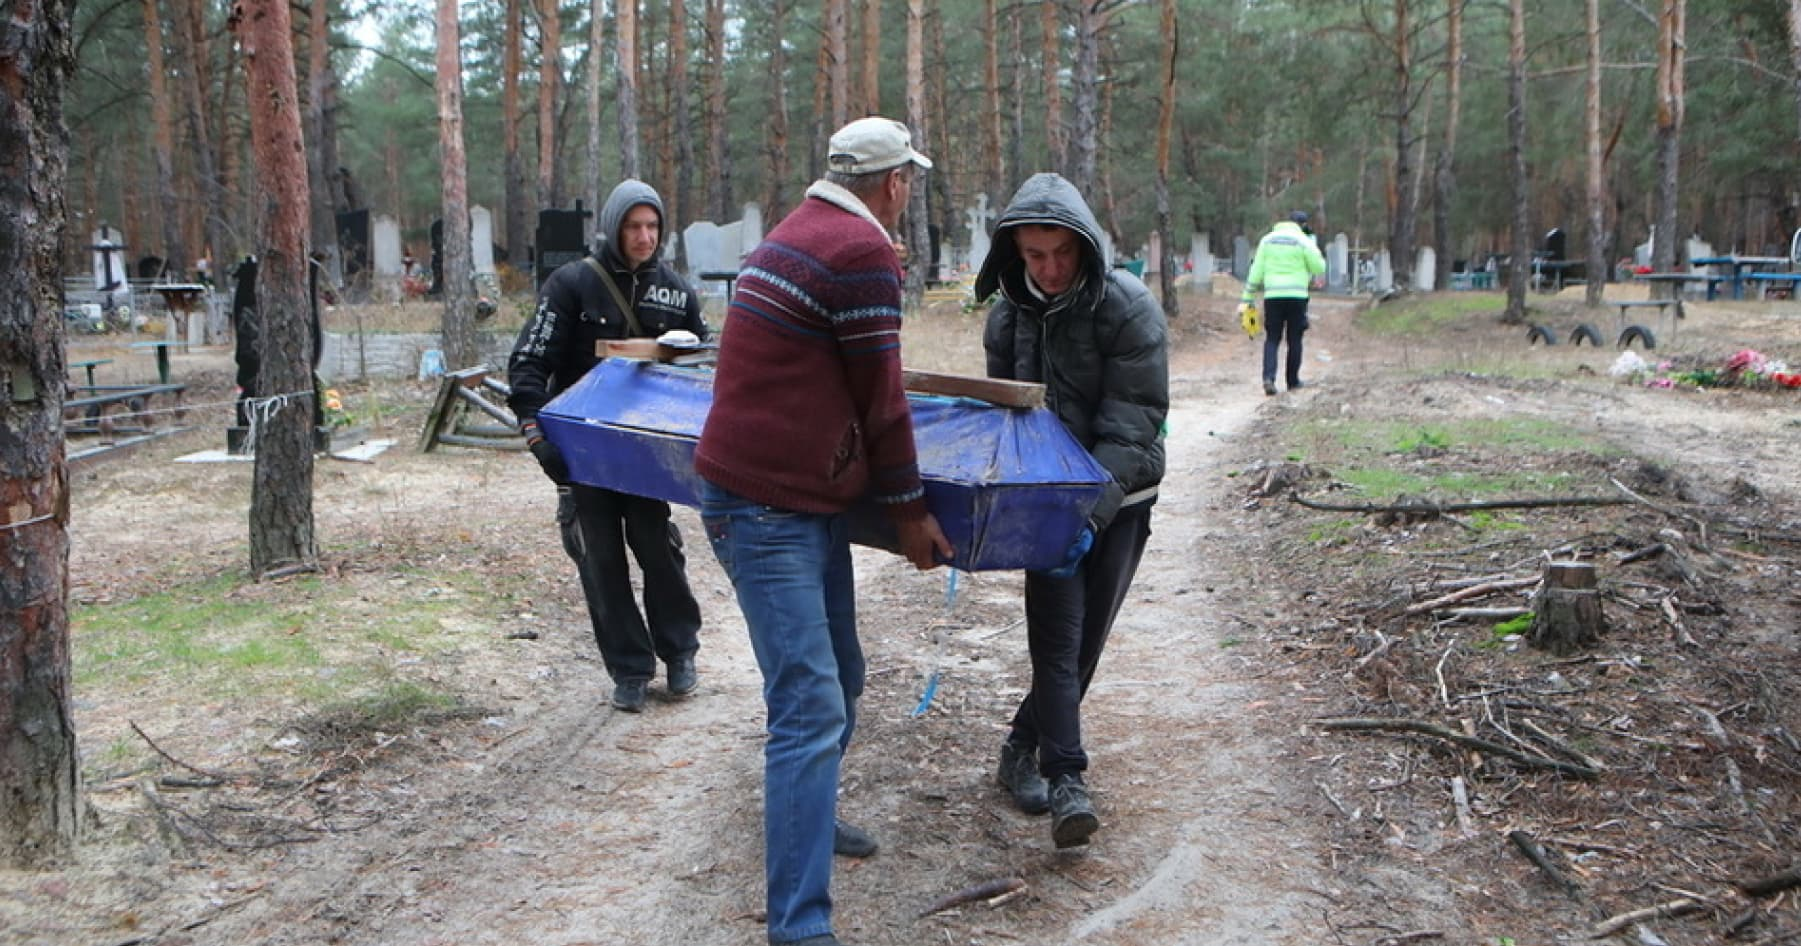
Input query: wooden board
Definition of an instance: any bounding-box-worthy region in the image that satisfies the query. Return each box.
[901,369,1045,409]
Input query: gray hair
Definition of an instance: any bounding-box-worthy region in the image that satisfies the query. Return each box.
[826,165,911,200]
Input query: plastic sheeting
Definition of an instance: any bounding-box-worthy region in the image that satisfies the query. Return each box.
[537,358,1110,571]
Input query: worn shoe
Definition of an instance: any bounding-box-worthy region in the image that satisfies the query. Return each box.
[997,740,1050,815]
[610,678,648,713]
[1049,773,1100,849]
[1288,379,1305,391]
[666,656,698,697]
[1263,380,1278,396]
[833,819,878,858]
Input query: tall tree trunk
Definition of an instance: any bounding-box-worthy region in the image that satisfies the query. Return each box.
[234,0,318,576]
[1584,0,1606,306]
[586,0,606,244]
[862,0,881,116]
[928,0,954,251]
[1068,0,1107,197]
[144,0,187,277]
[810,12,829,183]
[617,0,640,179]
[704,0,729,220]
[1155,0,1178,321]
[537,0,562,210]
[177,0,226,284]
[437,0,477,370]
[1388,0,1417,291]
[826,0,849,128]
[1504,0,1529,323]
[1650,0,1686,284]
[764,0,791,220]
[905,0,927,308]
[1041,0,1062,175]
[671,0,693,250]
[1789,0,1801,145]
[1,0,79,869]
[1431,0,1463,294]
[305,0,342,288]
[981,0,1003,202]
[504,0,526,265]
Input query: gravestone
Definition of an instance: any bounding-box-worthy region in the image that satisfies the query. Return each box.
[91,225,128,292]
[1375,250,1394,293]
[534,202,591,287]
[371,215,403,303]
[1232,235,1251,281]
[1415,246,1436,292]
[684,220,729,294]
[1634,233,1654,269]
[1144,231,1162,285]
[965,194,995,275]
[1327,233,1350,292]
[739,203,764,254]
[336,209,371,298]
[1189,234,1213,295]
[1684,236,1714,272]
[470,206,497,276]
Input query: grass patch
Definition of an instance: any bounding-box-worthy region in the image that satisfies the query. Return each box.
[1295,417,1603,457]
[1337,467,1579,498]
[1360,292,1505,336]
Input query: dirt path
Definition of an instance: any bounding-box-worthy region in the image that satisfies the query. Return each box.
[67,304,1352,946]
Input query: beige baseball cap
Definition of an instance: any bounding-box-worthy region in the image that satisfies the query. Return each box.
[827,117,933,174]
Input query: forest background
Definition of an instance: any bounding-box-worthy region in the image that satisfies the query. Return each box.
[67,0,1801,304]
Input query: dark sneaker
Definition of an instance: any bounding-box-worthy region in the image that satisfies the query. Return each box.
[833,819,878,858]
[611,678,648,713]
[1263,380,1278,396]
[666,656,698,697]
[1288,379,1305,391]
[997,740,1050,815]
[1049,773,1099,849]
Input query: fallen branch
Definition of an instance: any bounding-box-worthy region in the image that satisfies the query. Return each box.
[1609,477,1709,547]
[1404,576,1540,615]
[1442,606,1531,622]
[1739,865,1801,898]
[1589,866,1801,939]
[131,720,232,783]
[1508,830,1582,897]
[1589,896,1708,938]
[1317,717,1601,778]
[1293,495,1632,514]
[1518,718,1609,773]
[919,876,1027,917]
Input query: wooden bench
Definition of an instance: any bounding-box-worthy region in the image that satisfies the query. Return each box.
[68,357,112,389]
[1743,272,1798,300]
[1611,300,1680,349]
[64,383,187,436]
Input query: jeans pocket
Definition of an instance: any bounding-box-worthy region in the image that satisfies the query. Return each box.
[702,514,732,571]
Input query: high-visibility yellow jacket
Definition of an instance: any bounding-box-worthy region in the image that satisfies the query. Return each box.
[1242,221,1326,302]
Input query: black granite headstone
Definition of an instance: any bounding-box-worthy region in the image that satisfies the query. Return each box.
[534,201,591,287]
[336,209,371,292]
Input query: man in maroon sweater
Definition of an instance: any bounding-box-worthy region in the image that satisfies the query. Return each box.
[695,117,952,946]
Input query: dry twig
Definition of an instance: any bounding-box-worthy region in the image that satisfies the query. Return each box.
[1317,717,1601,778]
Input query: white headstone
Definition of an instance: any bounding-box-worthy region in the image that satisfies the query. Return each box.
[1684,236,1714,273]
[683,220,729,294]
[1327,233,1350,292]
[936,239,954,284]
[470,206,496,275]
[91,225,128,291]
[372,215,403,276]
[1414,246,1437,292]
[1634,233,1654,269]
[964,193,995,275]
[1375,250,1394,293]
[738,204,764,259]
[1144,232,1162,283]
[1189,234,1214,288]
[1232,235,1251,280]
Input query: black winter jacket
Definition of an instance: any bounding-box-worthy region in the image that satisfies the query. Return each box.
[507,179,708,424]
[975,172,1169,531]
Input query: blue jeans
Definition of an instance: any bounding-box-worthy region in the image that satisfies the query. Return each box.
[700,482,861,944]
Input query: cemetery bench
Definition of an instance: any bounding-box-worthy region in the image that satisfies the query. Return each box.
[129,340,182,384]
[1635,272,1716,302]
[69,357,112,390]
[1742,272,1798,300]
[64,382,187,436]
[1691,255,1789,300]
[1611,300,1680,348]
[698,270,739,301]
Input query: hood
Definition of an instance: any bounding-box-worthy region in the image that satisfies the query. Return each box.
[597,178,666,271]
[973,172,1110,305]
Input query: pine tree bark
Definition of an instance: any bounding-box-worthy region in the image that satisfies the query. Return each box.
[862,0,881,116]
[1069,0,1105,195]
[234,0,318,577]
[1789,0,1801,145]
[1503,0,1529,324]
[144,0,188,278]
[437,0,477,371]
[1584,0,1607,307]
[537,0,562,210]
[905,0,927,309]
[1041,0,1063,175]
[585,0,605,243]
[1650,0,1686,284]
[503,0,526,266]
[305,0,342,288]
[704,0,730,220]
[1388,0,1417,291]
[981,0,1003,203]
[616,0,640,179]
[1155,0,1178,322]
[826,0,849,128]
[763,0,791,220]
[1,0,80,869]
[1431,0,1463,294]
[670,0,693,255]
[176,0,226,289]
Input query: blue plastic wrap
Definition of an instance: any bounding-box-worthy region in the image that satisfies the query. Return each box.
[537,359,1109,571]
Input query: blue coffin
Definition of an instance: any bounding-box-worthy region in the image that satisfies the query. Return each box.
[537,358,1110,572]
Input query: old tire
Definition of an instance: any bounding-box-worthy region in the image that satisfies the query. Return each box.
[1570,323,1603,347]
[1527,324,1559,346]
[1618,325,1657,350]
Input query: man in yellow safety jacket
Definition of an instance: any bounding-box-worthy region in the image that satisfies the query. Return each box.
[1241,211,1327,395]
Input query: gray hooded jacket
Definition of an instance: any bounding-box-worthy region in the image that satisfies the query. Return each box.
[975,173,1168,531]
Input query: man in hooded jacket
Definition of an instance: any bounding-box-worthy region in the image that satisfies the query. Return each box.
[507,179,710,713]
[975,172,1169,849]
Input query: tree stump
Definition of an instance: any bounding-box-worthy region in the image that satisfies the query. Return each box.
[1529,561,1604,655]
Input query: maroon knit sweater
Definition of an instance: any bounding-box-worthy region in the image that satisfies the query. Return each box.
[695,185,927,521]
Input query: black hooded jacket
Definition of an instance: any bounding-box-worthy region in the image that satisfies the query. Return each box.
[975,173,1168,531]
[507,179,708,424]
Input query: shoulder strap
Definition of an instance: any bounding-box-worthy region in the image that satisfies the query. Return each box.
[584,256,647,337]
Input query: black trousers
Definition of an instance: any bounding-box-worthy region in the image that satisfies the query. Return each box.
[558,484,702,682]
[1262,296,1310,387]
[1008,500,1154,780]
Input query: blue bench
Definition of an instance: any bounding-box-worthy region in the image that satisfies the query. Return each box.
[1743,273,1798,299]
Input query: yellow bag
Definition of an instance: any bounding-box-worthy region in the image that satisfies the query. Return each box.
[1238,303,1261,339]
